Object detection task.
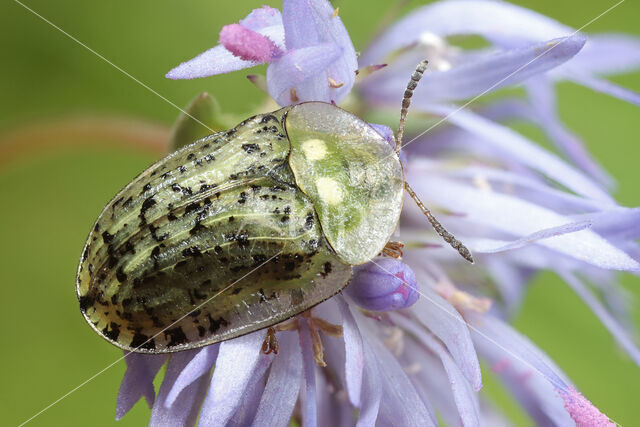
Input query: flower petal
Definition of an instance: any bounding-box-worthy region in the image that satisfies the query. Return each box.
[299,320,318,427]
[420,105,614,203]
[240,5,283,31]
[361,0,572,65]
[365,35,585,104]
[116,353,167,420]
[466,312,574,425]
[150,351,208,427]
[252,330,303,427]
[355,310,437,426]
[410,284,482,391]
[407,174,640,271]
[471,220,593,253]
[228,358,270,426]
[166,25,284,80]
[220,24,283,62]
[266,43,343,105]
[392,313,481,426]
[336,296,364,407]
[165,344,219,407]
[566,73,640,106]
[525,76,615,188]
[561,33,640,76]
[559,271,640,367]
[356,340,382,426]
[199,331,269,426]
[282,0,357,103]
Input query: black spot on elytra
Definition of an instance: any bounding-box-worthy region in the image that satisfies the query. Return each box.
[242,143,259,154]
[116,266,127,283]
[281,215,290,223]
[184,202,200,216]
[187,153,195,160]
[228,216,235,223]
[207,315,229,333]
[130,333,155,350]
[197,326,206,337]
[232,287,242,295]
[260,114,278,124]
[161,172,171,180]
[113,197,124,208]
[284,206,291,214]
[258,288,268,303]
[102,231,114,244]
[204,154,215,162]
[123,197,133,208]
[149,224,168,242]
[285,261,295,272]
[178,165,187,174]
[214,245,223,254]
[102,322,120,341]
[168,212,178,221]
[172,183,193,196]
[78,294,95,312]
[200,183,216,193]
[321,262,332,278]
[304,212,315,230]
[189,309,201,318]
[182,246,202,257]
[140,197,156,219]
[141,183,151,194]
[165,327,188,347]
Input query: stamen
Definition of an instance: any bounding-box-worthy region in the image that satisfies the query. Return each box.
[328,77,344,88]
[261,327,279,354]
[289,87,299,103]
[332,7,340,18]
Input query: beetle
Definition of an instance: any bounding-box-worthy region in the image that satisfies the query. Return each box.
[76,60,472,354]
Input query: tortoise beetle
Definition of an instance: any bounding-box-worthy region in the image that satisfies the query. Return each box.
[77,60,472,353]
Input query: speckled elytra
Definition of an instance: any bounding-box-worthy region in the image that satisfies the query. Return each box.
[77,61,472,354]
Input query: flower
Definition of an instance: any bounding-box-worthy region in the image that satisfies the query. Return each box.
[166,2,357,106]
[114,0,640,425]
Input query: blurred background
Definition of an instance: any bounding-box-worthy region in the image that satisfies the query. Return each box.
[1,0,639,425]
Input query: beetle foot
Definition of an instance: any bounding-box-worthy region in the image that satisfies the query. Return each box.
[261,327,279,355]
[382,241,404,258]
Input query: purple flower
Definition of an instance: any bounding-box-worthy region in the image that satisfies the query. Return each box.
[166,1,357,106]
[114,0,640,425]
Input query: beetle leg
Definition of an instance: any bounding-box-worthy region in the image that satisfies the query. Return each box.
[261,327,279,355]
[382,241,404,258]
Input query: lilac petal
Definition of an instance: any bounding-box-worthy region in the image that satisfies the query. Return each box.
[471,220,593,253]
[220,24,283,63]
[228,358,270,426]
[525,76,615,188]
[252,330,303,426]
[407,175,640,271]
[484,258,531,316]
[354,310,436,426]
[166,25,284,80]
[165,344,219,407]
[150,350,208,427]
[392,313,481,426]
[240,5,283,31]
[559,271,640,367]
[367,35,585,104]
[116,353,167,420]
[369,123,395,147]
[410,284,482,391]
[361,0,572,65]
[335,296,364,407]
[266,43,343,105]
[299,320,318,427]
[199,331,269,426]
[466,312,574,425]
[421,105,614,203]
[357,340,382,426]
[562,34,640,76]
[567,73,640,106]
[282,0,357,103]
[440,164,605,213]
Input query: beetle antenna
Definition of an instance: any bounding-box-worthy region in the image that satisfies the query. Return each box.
[396,59,429,153]
[404,182,474,263]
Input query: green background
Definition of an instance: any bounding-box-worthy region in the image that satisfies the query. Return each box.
[1,1,638,425]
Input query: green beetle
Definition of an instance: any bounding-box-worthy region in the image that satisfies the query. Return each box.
[77,61,471,354]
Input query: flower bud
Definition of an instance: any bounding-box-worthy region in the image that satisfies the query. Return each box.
[346,258,419,311]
